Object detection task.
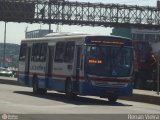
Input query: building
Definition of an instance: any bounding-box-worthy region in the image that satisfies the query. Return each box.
[111,28,132,39]
[111,28,160,43]
[25,29,53,38]
[157,0,160,9]
[131,29,160,42]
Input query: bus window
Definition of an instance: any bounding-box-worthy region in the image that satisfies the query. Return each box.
[40,43,47,62]
[32,43,47,62]
[55,42,66,62]
[32,43,39,61]
[64,42,75,63]
[19,43,27,61]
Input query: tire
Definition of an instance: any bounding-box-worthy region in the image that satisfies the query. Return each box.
[33,78,38,94]
[39,88,47,94]
[65,81,76,99]
[108,96,118,103]
[33,77,47,95]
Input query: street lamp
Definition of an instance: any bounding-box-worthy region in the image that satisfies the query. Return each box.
[3,22,7,68]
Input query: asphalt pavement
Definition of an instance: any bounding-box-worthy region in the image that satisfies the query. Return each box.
[0,76,160,105]
[0,76,160,120]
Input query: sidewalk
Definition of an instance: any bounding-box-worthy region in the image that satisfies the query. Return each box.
[120,89,160,105]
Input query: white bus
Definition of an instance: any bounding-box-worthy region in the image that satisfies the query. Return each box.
[18,32,133,102]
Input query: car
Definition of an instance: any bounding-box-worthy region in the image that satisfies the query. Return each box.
[12,70,18,78]
[0,67,13,77]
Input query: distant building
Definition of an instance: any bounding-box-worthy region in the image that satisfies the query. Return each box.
[157,0,160,9]
[25,29,53,38]
[111,27,160,43]
[111,28,132,39]
[131,29,160,42]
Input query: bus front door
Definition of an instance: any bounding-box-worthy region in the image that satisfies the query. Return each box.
[25,46,31,86]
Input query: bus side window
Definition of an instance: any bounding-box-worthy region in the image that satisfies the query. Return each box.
[64,42,75,63]
[40,43,47,62]
[32,43,41,62]
[54,42,66,62]
[19,43,27,61]
[31,44,35,61]
[37,44,41,61]
[31,44,36,61]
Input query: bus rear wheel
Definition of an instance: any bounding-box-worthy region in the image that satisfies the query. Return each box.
[108,96,118,103]
[33,77,47,94]
[65,81,76,99]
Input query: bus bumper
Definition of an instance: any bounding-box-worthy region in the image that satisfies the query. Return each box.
[79,81,133,97]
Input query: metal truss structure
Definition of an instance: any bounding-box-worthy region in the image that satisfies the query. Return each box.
[0,0,160,29]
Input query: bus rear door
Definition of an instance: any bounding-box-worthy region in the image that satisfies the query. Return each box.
[73,45,82,93]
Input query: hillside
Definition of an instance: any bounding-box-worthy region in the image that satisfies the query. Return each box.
[0,43,20,67]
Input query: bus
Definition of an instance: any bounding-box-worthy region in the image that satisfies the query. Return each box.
[18,32,133,103]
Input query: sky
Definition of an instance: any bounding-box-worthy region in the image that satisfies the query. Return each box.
[0,0,157,44]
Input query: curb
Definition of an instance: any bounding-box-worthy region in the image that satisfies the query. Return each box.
[120,92,160,105]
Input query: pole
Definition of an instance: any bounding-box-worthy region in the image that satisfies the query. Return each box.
[49,24,51,33]
[49,0,51,33]
[3,22,6,68]
[157,53,160,95]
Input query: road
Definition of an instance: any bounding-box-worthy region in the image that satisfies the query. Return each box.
[0,77,160,120]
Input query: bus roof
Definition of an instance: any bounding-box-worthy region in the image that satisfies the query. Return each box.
[45,32,89,37]
[21,32,131,43]
[45,32,131,40]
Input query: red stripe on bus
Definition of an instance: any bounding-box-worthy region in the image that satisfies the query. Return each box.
[18,71,130,83]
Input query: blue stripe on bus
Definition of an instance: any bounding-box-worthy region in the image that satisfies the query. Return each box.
[18,75,66,92]
[46,78,65,92]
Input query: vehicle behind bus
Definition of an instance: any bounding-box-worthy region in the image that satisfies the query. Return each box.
[133,41,157,90]
[18,33,133,103]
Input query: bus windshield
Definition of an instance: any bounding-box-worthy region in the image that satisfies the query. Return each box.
[85,45,133,77]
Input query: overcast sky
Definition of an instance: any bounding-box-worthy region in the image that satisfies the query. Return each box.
[0,0,157,44]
